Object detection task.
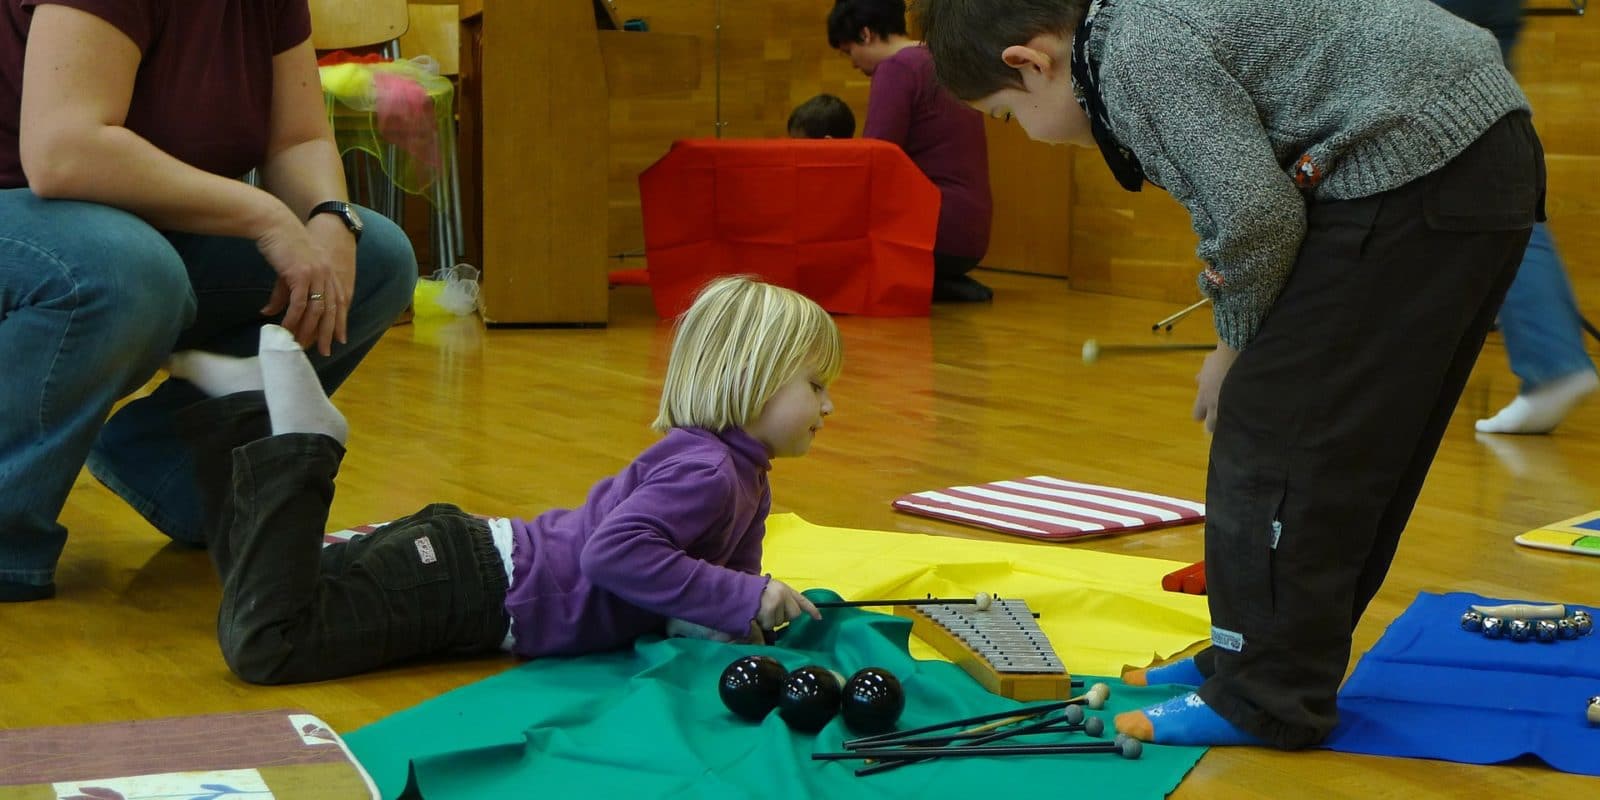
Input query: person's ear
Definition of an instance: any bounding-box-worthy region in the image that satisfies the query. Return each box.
[858,26,875,46]
[1000,44,1054,76]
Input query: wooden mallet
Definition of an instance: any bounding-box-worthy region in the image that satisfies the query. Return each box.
[1082,338,1215,364]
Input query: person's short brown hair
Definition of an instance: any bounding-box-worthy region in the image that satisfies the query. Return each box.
[914,0,1090,101]
[787,94,856,139]
[827,0,909,49]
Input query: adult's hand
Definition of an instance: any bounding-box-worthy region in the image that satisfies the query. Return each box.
[256,213,353,356]
[305,214,356,348]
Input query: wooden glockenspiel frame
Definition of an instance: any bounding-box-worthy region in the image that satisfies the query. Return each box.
[895,598,1071,701]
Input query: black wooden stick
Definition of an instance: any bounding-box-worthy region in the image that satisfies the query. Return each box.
[842,700,1067,749]
[813,596,983,609]
[820,742,1125,760]
[854,709,1096,777]
[883,713,1090,749]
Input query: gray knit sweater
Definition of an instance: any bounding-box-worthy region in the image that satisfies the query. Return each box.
[1089,0,1529,348]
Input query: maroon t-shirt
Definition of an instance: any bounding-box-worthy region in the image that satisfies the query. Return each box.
[863,45,992,260]
[0,0,311,189]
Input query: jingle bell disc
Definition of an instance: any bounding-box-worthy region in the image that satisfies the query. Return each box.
[1535,619,1559,643]
[1507,619,1533,642]
[1573,611,1593,635]
[1481,616,1505,639]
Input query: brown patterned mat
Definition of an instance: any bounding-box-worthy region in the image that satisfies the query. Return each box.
[0,709,378,799]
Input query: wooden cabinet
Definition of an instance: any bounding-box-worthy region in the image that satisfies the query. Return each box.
[457,1,697,326]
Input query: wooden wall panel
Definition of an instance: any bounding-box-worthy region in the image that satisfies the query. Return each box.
[983,118,1074,277]
[1070,154,1200,303]
[604,1,871,256]
[1517,12,1600,333]
[1069,9,1598,308]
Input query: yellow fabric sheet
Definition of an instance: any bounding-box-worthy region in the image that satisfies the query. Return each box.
[762,513,1210,676]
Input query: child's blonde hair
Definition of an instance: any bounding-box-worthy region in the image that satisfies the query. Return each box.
[653,276,842,433]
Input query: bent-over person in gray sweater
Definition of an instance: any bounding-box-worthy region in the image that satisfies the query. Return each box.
[916,0,1542,749]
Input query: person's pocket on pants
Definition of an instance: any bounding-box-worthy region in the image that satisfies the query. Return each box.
[1423,113,1540,233]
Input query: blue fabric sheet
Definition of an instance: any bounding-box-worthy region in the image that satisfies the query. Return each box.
[1323,591,1600,775]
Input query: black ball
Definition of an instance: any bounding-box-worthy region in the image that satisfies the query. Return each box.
[840,667,905,735]
[777,665,843,733]
[718,655,786,721]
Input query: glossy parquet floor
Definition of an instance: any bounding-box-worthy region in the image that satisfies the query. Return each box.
[4,270,1596,798]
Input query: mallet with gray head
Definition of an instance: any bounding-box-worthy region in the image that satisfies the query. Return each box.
[1081,339,1215,364]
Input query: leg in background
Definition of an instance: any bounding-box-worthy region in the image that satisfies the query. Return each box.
[1476,223,1597,434]
[932,252,993,303]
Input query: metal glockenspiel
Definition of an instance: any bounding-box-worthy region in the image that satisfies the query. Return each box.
[896,598,1071,701]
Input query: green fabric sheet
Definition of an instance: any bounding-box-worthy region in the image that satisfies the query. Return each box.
[347,591,1206,799]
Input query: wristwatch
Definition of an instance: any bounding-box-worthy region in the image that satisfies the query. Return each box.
[307,200,364,242]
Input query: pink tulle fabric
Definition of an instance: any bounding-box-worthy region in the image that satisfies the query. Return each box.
[319,56,453,195]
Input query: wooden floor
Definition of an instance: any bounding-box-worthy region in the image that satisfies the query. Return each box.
[5,270,1597,798]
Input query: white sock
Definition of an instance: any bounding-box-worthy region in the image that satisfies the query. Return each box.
[258,325,348,444]
[166,351,264,398]
[1476,370,1599,435]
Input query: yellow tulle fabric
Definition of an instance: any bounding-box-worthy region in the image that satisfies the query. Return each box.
[320,57,455,198]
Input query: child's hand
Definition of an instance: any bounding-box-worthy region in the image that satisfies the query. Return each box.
[1193,342,1239,433]
[756,579,822,630]
[742,620,766,645]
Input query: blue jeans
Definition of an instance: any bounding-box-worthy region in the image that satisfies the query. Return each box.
[0,188,417,587]
[1427,2,1597,394]
[1497,223,1596,393]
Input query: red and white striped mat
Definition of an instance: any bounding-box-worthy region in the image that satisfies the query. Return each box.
[892,476,1204,541]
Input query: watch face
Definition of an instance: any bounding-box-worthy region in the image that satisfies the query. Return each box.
[311,201,363,238]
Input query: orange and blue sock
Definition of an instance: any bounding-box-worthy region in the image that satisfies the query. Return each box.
[1123,657,1205,687]
[1113,691,1264,746]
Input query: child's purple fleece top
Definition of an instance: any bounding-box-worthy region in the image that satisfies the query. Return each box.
[505,426,772,657]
